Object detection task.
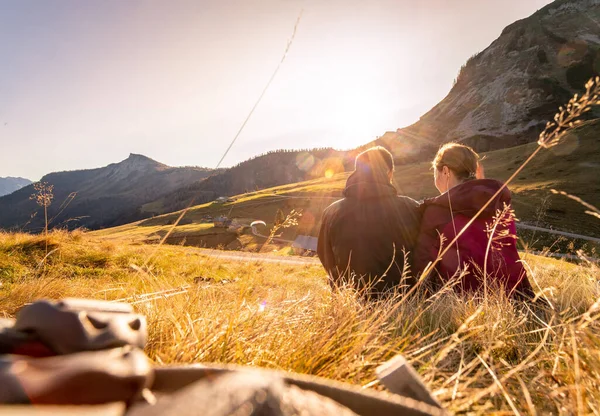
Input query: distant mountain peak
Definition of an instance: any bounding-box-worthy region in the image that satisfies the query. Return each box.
[0,176,31,181]
[0,177,32,197]
[124,153,165,165]
[111,153,168,172]
[127,153,152,160]
[0,154,215,231]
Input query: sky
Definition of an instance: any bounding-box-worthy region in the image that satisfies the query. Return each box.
[0,0,554,180]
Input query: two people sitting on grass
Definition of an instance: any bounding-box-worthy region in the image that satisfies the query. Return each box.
[317,144,534,300]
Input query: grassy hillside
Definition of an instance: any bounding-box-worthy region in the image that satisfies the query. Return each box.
[95,119,600,252]
[142,148,352,216]
[2,230,600,413]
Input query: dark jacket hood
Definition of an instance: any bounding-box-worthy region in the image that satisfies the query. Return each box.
[423,179,511,219]
[342,170,397,199]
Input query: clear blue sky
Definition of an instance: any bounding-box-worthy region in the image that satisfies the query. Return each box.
[0,0,553,180]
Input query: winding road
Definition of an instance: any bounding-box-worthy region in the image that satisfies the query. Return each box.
[197,248,319,266]
[197,219,599,267]
[516,223,600,244]
[197,221,600,266]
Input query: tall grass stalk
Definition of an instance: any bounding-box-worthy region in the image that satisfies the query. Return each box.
[30,181,54,256]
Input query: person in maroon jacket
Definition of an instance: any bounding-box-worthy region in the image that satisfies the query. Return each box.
[414,143,534,300]
[317,146,421,299]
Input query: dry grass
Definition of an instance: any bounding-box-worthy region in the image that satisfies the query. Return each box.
[1,229,600,414]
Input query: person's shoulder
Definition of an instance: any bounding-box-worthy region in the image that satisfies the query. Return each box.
[396,195,418,204]
[470,178,509,192]
[396,195,420,209]
[322,198,345,217]
[417,195,438,210]
[470,179,512,204]
[415,195,448,221]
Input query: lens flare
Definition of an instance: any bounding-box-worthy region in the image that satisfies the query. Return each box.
[296,152,315,172]
[324,169,334,178]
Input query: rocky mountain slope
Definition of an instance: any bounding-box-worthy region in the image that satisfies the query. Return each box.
[0,155,214,231]
[378,0,600,161]
[0,177,31,197]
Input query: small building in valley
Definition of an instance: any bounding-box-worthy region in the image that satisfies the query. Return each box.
[292,235,318,252]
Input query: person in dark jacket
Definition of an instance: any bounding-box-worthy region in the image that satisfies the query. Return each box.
[317,146,421,298]
[414,143,534,300]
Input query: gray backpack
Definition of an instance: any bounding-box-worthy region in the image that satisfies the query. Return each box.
[0,298,445,415]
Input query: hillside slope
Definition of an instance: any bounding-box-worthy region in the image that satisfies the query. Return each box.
[0,177,31,197]
[0,154,214,231]
[375,0,600,161]
[143,148,350,215]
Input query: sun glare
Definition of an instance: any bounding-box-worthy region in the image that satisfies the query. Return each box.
[324,169,334,179]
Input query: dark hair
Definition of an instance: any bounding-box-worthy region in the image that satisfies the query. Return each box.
[355,146,394,177]
[433,142,479,181]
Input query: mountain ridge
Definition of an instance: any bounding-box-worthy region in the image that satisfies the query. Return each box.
[0,177,32,197]
[375,0,600,160]
[0,155,215,231]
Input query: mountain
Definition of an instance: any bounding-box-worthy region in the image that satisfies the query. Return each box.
[147,0,600,217]
[143,148,350,215]
[0,154,214,231]
[97,119,600,250]
[4,0,599,232]
[0,177,32,197]
[376,0,600,160]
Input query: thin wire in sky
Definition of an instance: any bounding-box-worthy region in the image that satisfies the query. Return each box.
[215,9,304,169]
[140,9,304,268]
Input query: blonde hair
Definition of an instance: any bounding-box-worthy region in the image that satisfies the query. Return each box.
[433,142,480,181]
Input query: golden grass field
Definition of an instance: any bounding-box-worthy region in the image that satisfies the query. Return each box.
[2,229,600,414]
